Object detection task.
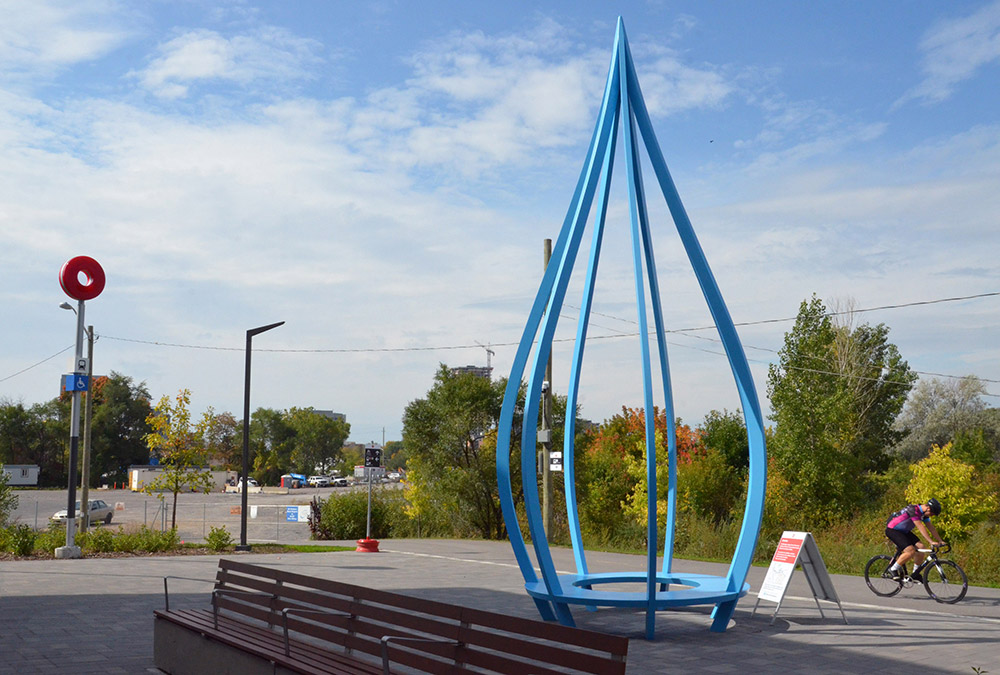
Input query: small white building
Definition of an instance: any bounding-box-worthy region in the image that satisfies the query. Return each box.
[129,465,236,492]
[1,464,40,486]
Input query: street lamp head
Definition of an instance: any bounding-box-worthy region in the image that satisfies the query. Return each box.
[59,302,76,313]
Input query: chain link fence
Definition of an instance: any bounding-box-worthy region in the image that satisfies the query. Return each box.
[9,491,317,544]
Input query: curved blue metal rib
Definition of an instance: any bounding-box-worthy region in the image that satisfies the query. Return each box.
[564,109,620,578]
[497,15,766,638]
[620,23,767,632]
[495,28,622,622]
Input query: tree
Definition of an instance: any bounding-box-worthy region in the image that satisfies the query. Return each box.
[338,443,364,478]
[401,365,522,539]
[767,295,916,522]
[893,376,992,462]
[285,408,349,476]
[577,407,699,544]
[249,408,295,485]
[699,409,749,473]
[905,443,998,540]
[88,372,153,485]
[142,390,213,529]
[0,399,67,486]
[383,440,407,471]
[0,400,38,465]
[204,410,241,468]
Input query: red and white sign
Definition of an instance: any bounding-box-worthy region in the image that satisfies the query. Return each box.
[752,530,847,625]
[772,534,806,564]
[758,532,806,602]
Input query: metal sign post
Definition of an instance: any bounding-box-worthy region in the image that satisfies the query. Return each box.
[356,444,382,552]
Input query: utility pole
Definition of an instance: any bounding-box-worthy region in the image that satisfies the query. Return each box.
[541,239,554,537]
[80,326,94,531]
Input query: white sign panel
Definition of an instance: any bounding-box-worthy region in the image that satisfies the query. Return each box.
[753,531,847,624]
[758,532,806,602]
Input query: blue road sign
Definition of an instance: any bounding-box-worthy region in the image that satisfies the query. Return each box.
[286,507,298,522]
[63,374,89,392]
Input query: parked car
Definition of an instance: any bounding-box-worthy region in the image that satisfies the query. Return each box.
[51,499,114,525]
[307,476,331,487]
[331,477,349,487]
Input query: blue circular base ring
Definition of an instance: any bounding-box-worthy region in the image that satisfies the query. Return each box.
[524,572,748,610]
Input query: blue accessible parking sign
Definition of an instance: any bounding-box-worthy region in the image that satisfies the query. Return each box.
[63,374,89,392]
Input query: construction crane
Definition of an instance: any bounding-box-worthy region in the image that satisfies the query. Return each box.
[475,341,495,371]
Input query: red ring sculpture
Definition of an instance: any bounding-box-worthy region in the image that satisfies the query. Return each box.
[59,256,106,301]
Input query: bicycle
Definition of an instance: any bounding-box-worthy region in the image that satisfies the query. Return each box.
[864,543,968,604]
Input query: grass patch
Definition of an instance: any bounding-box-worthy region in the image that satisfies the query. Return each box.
[282,544,354,553]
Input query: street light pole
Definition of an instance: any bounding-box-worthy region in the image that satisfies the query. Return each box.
[237,321,284,552]
[56,299,86,558]
[56,255,104,559]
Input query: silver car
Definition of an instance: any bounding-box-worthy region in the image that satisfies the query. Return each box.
[51,499,114,526]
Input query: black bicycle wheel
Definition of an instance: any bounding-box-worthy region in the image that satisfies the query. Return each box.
[922,559,968,604]
[865,555,902,597]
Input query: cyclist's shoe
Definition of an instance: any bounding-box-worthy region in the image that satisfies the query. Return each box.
[910,571,922,583]
[889,568,903,581]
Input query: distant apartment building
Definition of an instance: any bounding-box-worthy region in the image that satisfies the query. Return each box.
[449,365,493,379]
[312,410,346,423]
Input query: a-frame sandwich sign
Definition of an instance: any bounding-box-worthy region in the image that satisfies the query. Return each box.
[751,531,848,624]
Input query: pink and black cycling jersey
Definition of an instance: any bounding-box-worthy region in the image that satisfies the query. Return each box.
[886,504,926,532]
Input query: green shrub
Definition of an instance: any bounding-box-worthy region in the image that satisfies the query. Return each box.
[80,526,116,553]
[952,522,1000,587]
[677,448,743,524]
[9,524,36,556]
[906,443,998,540]
[205,525,234,552]
[673,512,740,561]
[35,526,67,553]
[309,489,410,540]
[136,525,179,552]
[0,468,17,526]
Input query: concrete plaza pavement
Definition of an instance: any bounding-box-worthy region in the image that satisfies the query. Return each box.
[1,538,998,674]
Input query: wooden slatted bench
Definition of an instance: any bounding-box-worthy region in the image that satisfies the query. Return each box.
[154,558,629,675]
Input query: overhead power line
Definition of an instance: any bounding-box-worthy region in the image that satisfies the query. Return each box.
[3,290,997,387]
[97,290,998,354]
[0,344,73,384]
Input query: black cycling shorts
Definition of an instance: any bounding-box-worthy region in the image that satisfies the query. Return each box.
[886,527,919,554]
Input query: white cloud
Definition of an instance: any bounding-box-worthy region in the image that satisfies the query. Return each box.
[2,9,998,438]
[635,52,733,116]
[0,0,128,75]
[899,0,1000,106]
[343,22,738,178]
[137,27,322,98]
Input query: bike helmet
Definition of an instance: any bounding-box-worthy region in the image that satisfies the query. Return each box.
[926,498,942,516]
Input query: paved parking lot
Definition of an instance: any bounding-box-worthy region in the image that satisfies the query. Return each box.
[10,487,386,543]
[1,538,998,674]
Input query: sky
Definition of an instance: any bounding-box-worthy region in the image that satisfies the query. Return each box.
[1,1,999,445]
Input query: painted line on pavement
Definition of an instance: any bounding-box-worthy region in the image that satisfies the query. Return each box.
[382,549,1000,625]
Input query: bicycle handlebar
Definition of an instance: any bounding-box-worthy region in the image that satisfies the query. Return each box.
[918,543,951,554]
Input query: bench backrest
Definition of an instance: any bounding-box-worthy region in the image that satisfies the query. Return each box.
[213,559,628,675]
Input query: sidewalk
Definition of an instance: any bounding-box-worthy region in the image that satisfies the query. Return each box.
[1,539,998,674]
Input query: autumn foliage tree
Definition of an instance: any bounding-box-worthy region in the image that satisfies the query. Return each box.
[142,389,213,529]
[905,442,998,540]
[576,407,699,545]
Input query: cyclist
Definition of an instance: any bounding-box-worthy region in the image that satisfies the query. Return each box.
[885,498,944,581]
